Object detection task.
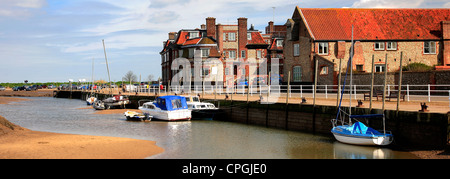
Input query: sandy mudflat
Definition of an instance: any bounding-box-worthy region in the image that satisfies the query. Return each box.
[0,97,164,159]
[0,129,164,159]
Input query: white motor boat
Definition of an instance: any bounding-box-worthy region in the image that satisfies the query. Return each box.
[139,95,191,121]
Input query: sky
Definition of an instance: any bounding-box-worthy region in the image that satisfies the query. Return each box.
[0,0,449,83]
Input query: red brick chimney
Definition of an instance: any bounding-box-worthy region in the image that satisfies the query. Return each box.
[216,24,223,53]
[238,17,248,58]
[206,17,216,38]
[168,32,177,40]
[442,21,450,66]
[267,21,274,34]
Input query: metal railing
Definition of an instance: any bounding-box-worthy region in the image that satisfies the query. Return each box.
[69,84,450,103]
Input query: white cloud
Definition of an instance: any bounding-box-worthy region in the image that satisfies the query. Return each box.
[0,0,46,17]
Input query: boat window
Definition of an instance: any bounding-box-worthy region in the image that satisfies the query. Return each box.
[192,97,200,102]
[185,97,190,102]
[208,104,215,108]
[172,99,182,109]
[188,104,194,109]
[200,105,206,109]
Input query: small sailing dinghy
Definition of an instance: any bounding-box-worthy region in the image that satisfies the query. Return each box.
[331,25,393,146]
[331,115,393,146]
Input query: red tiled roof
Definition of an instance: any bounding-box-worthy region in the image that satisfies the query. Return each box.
[183,38,202,46]
[248,32,267,45]
[299,8,450,41]
[175,31,189,45]
[269,38,283,51]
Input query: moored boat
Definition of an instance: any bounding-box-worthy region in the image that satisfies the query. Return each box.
[124,110,152,121]
[183,95,221,120]
[139,95,191,121]
[93,95,130,110]
[331,25,393,146]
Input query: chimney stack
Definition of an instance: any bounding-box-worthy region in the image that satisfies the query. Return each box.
[168,32,177,40]
[442,21,450,66]
[206,17,216,38]
[267,21,274,34]
[238,17,248,58]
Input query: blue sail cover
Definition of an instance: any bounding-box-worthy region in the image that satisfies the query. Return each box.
[351,122,382,135]
[155,95,188,111]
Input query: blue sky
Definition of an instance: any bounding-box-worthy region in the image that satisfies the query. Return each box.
[0,0,449,83]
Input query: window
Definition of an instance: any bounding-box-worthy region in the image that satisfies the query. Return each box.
[318,42,328,55]
[224,67,229,76]
[241,50,246,58]
[188,48,195,58]
[228,33,236,41]
[424,41,436,54]
[356,65,364,72]
[178,50,183,57]
[374,42,385,50]
[201,49,210,57]
[375,64,385,72]
[228,50,236,59]
[293,66,302,82]
[189,32,199,39]
[247,33,252,40]
[257,50,262,58]
[320,66,328,75]
[223,33,227,41]
[386,42,397,50]
[277,40,283,47]
[202,68,209,76]
[171,99,182,109]
[293,44,300,56]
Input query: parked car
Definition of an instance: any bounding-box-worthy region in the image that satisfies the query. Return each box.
[47,84,55,89]
[0,85,5,91]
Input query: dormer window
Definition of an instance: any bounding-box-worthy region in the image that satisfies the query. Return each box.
[189,32,199,39]
[247,33,252,40]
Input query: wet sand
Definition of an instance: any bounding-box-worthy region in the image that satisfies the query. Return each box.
[0,97,163,159]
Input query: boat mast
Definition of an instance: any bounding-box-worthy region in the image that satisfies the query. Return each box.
[349,25,354,123]
[91,57,95,95]
[102,39,112,95]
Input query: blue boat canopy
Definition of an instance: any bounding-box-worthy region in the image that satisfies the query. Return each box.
[154,95,188,111]
[351,122,382,135]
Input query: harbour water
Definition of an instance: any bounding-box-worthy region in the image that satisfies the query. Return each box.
[0,97,418,159]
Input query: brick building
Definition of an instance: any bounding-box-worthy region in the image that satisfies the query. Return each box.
[161,17,269,87]
[283,7,450,85]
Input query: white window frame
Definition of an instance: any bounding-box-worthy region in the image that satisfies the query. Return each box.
[228,50,236,59]
[189,31,199,39]
[228,33,236,41]
[247,33,252,40]
[293,44,300,56]
[374,42,385,50]
[318,42,328,55]
[386,42,397,50]
[201,49,210,57]
[375,64,385,72]
[424,41,436,54]
[276,40,283,47]
[241,50,246,58]
[257,50,262,59]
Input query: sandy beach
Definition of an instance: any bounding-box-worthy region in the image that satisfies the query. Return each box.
[0,96,164,159]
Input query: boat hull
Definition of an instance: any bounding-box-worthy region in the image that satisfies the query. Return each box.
[140,108,191,121]
[332,127,393,146]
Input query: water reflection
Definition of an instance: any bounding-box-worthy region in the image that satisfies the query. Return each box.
[0,97,418,159]
[333,142,395,159]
